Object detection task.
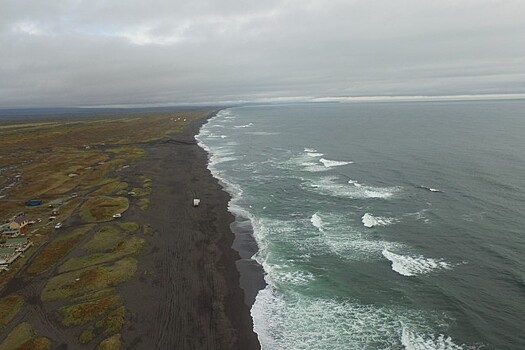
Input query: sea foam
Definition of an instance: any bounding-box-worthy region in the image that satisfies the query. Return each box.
[319,158,353,168]
[310,213,324,232]
[234,122,254,128]
[362,213,397,228]
[305,176,400,199]
[382,249,453,277]
[419,186,442,193]
[252,287,456,350]
[401,327,465,350]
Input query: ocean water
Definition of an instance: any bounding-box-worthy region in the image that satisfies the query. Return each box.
[196,101,525,350]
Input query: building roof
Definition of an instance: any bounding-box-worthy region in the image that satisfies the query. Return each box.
[5,237,28,245]
[0,247,16,255]
[12,215,27,225]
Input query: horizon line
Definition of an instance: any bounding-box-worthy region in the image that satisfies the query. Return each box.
[1,92,524,110]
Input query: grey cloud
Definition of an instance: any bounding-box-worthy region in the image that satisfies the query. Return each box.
[1,0,524,107]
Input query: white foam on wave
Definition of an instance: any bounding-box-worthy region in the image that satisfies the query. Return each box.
[382,249,453,277]
[304,148,324,157]
[305,175,400,199]
[263,262,315,286]
[319,158,353,168]
[245,131,281,136]
[252,287,453,350]
[303,212,403,260]
[310,213,324,232]
[307,152,324,157]
[348,179,363,187]
[234,122,254,128]
[404,209,431,224]
[402,327,465,350]
[419,186,442,193]
[362,213,397,228]
[287,155,327,172]
[283,149,356,173]
[322,229,401,260]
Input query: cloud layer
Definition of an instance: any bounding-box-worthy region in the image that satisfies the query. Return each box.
[1,0,524,107]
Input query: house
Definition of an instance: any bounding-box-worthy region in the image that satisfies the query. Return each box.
[1,214,29,236]
[0,222,17,235]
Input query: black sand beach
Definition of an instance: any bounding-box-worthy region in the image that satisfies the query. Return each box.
[119,115,263,349]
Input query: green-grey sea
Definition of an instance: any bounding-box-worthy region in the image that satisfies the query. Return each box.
[197,101,525,350]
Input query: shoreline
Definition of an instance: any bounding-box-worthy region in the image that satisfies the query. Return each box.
[120,112,264,349]
[195,111,266,306]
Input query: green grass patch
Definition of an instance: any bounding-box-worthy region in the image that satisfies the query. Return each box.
[142,224,154,236]
[130,187,146,196]
[97,334,121,350]
[79,327,95,344]
[0,322,33,350]
[27,226,92,275]
[42,257,137,301]
[141,176,152,188]
[78,326,95,344]
[92,181,128,196]
[0,295,24,328]
[95,306,125,335]
[14,337,51,350]
[138,198,150,210]
[83,226,124,252]
[80,196,129,223]
[59,294,121,326]
[74,288,116,303]
[59,237,144,273]
[117,221,139,232]
[77,163,114,191]
[107,146,146,162]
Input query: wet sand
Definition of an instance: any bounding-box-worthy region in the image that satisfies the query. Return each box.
[119,115,264,349]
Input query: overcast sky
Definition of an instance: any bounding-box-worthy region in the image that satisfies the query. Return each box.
[1,0,524,107]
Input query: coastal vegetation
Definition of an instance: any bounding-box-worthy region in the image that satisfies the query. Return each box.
[27,226,93,275]
[42,257,138,301]
[79,196,129,223]
[59,294,121,326]
[0,110,210,348]
[0,322,51,350]
[0,295,24,328]
[97,334,121,350]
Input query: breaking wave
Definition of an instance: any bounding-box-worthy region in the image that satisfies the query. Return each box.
[419,186,443,193]
[382,249,453,277]
[362,213,397,228]
[234,122,254,128]
[310,213,324,232]
[304,176,400,199]
[319,158,353,168]
[401,327,465,350]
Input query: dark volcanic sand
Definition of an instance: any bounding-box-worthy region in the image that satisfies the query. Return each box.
[119,115,263,349]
